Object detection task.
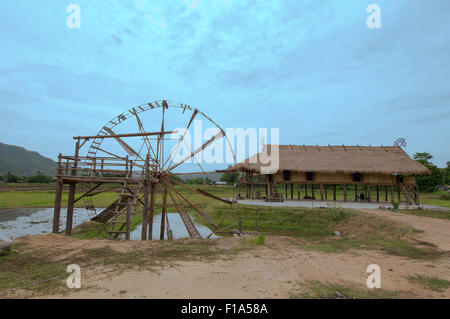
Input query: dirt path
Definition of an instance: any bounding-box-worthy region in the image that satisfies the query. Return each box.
[359,209,450,251]
[5,209,450,299]
[39,238,448,299]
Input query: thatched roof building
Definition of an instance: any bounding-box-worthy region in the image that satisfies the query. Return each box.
[228,145,429,205]
[231,145,430,175]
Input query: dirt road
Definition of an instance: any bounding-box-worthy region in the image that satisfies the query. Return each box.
[359,209,450,251]
[5,210,450,299]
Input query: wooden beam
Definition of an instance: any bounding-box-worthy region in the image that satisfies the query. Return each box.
[74,131,177,140]
[160,186,168,240]
[65,183,76,236]
[52,180,63,233]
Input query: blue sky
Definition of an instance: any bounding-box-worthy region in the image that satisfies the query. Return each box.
[0,0,449,167]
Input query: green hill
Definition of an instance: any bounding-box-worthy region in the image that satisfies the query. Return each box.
[0,142,56,176]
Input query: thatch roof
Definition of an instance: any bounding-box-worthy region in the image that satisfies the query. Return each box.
[229,145,430,175]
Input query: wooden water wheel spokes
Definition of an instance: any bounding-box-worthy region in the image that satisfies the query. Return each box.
[78,100,236,240]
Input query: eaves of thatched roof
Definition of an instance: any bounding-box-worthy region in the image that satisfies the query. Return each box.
[229,145,430,175]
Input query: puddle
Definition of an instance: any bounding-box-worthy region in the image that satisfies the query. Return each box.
[130,213,218,240]
[0,207,97,242]
[0,208,218,242]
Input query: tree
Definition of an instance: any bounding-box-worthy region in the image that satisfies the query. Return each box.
[26,171,52,183]
[413,152,443,192]
[3,172,20,183]
[413,152,433,164]
[220,172,240,184]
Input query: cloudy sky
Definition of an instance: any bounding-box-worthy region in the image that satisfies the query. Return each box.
[0,0,449,167]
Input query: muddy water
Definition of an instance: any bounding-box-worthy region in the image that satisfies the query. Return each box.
[0,207,95,242]
[129,213,218,240]
[0,208,217,242]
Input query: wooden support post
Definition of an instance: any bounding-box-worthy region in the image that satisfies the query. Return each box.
[65,183,76,236]
[126,198,132,240]
[285,184,288,199]
[141,155,150,241]
[364,185,368,202]
[297,184,301,200]
[52,180,63,233]
[291,184,293,199]
[148,182,156,239]
[305,184,308,197]
[52,153,63,233]
[397,186,401,202]
[333,185,337,201]
[311,184,315,199]
[343,185,347,202]
[320,184,324,201]
[324,185,328,200]
[160,186,167,240]
[355,184,358,201]
[391,186,394,202]
[385,186,388,202]
[376,185,379,202]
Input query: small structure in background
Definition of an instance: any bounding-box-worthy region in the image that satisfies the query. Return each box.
[212,181,227,186]
[225,144,430,205]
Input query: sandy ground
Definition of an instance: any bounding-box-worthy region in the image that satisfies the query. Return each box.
[5,209,450,299]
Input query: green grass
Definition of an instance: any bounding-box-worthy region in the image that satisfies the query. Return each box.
[200,203,442,260]
[408,275,450,292]
[398,209,450,220]
[293,280,400,299]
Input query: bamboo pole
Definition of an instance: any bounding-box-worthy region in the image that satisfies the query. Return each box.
[160,186,168,240]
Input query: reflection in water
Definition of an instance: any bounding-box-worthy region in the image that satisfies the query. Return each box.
[130,213,218,240]
[0,208,217,242]
[0,207,94,242]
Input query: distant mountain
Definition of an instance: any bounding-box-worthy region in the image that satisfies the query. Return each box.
[0,142,57,176]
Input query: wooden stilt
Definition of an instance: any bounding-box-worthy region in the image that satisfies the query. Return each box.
[312,184,315,200]
[324,185,328,200]
[320,184,324,201]
[65,183,76,236]
[355,184,358,201]
[126,198,132,240]
[391,186,394,202]
[376,185,379,202]
[285,184,288,199]
[160,186,167,240]
[297,184,301,200]
[52,180,63,233]
[385,186,388,202]
[148,183,156,239]
[141,155,150,241]
[343,185,347,201]
[333,185,337,201]
[291,184,293,199]
[397,186,401,202]
[305,184,308,197]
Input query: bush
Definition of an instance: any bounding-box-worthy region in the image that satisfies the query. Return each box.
[2,172,20,183]
[25,172,52,183]
[392,201,400,210]
[440,194,450,201]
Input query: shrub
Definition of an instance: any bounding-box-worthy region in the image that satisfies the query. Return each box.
[391,201,400,210]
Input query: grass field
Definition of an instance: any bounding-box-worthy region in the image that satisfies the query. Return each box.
[1,183,448,297]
